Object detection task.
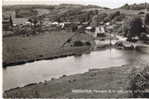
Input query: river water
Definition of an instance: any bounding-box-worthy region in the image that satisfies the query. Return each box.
[3,48,149,91]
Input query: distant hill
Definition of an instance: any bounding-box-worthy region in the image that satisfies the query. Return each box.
[2,5,55,11]
[2,4,103,11]
[3,4,107,22]
[4,4,143,24]
[37,4,108,22]
[120,3,149,10]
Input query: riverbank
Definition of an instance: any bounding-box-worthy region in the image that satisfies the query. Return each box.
[3,31,94,67]
[3,46,91,67]
[3,30,149,67]
[4,64,141,98]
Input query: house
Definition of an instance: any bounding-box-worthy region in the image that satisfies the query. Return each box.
[85,25,106,38]
[94,25,106,38]
[85,26,92,33]
[2,15,13,31]
[59,23,65,29]
[2,11,15,31]
[51,22,59,26]
[3,10,29,26]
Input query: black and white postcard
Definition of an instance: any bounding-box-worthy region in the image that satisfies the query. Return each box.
[2,0,149,98]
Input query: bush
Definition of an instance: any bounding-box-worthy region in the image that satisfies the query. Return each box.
[73,41,84,47]
[128,66,149,98]
[121,3,130,9]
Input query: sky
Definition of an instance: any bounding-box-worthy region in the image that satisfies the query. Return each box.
[2,0,149,8]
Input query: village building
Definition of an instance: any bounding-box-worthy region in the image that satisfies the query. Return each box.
[2,11,15,31]
[85,24,106,38]
[59,23,65,29]
[3,10,30,27]
[2,16,13,31]
[95,25,106,37]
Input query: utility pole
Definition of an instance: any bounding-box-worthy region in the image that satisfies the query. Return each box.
[144,0,147,27]
[145,0,147,14]
[110,31,112,47]
[109,21,112,50]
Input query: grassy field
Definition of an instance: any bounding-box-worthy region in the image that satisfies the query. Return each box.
[3,31,94,66]
[3,64,134,98]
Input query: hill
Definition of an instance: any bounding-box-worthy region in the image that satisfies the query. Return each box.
[121,3,149,10]
[2,4,107,22]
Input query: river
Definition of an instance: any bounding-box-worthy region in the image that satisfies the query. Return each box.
[3,48,149,91]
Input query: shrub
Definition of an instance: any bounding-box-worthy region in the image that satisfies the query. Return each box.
[73,41,84,47]
[121,3,130,9]
[128,66,149,98]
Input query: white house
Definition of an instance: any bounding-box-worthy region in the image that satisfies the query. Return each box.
[94,26,105,37]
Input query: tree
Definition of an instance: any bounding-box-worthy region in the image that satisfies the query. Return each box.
[28,16,43,34]
[123,16,144,40]
[121,3,130,9]
[9,16,13,26]
[144,13,149,25]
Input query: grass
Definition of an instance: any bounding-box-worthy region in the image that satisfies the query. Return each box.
[3,65,132,98]
[3,31,94,66]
